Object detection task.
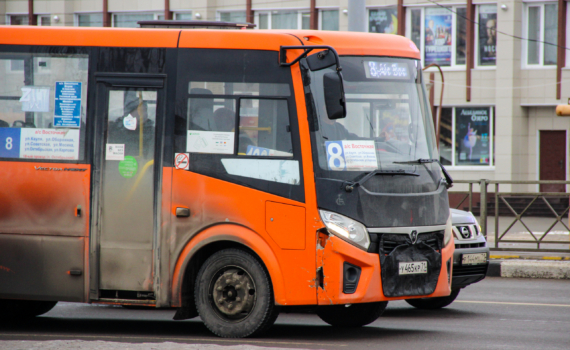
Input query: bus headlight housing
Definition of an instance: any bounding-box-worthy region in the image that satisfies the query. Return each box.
[319,210,370,250]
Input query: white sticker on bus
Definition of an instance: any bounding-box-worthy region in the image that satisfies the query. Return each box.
[187,130,234,154]
[221,159,300,185]
[19,128,80,160]
[106,143,125,161]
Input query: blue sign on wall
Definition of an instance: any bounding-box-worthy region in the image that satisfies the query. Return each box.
[54,82,82,128]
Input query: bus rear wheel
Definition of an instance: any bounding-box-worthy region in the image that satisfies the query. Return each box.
[0,299,57,320]
[317,302,388,327]
[405,289,460,309]
[194,248,278,338]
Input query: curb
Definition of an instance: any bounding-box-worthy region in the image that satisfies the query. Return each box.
[486,259,570,279]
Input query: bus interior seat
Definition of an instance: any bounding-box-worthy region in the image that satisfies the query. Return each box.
[189,88,214,131]
[0,120,9,128]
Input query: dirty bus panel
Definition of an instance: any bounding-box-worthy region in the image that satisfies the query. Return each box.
[0,48,91,303]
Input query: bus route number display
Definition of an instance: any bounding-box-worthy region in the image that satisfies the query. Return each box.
[364,61,409,79]
[0,128,80,160]
[325,140,378,171]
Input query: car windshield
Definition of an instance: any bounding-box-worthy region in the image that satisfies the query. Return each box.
[306,56,439,183]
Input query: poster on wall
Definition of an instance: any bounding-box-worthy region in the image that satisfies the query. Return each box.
[478,5,497,66]
[455,108,491,165]
[424,8,452,66]
[369,8,398,34]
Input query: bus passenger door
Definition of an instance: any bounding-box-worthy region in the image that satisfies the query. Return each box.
[91,75,165,300]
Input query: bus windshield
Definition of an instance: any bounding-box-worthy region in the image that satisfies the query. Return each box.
[307,56,439,188]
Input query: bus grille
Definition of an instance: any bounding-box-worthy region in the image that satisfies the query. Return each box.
[377,231,444,255]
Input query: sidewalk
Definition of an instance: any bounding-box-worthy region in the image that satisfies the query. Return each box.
[475,216,570,279]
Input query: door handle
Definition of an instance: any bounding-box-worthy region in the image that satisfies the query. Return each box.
[176,207,190,217]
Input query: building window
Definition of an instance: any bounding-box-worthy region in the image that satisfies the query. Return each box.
[255,10,309,30]
[439,107,494,167]
[219,11,246,23]
[175,12,193,21]
[113,13,157,28]
[38,16,51,26]
[9,15,29,25]
[407,7,467,68]
[320,10,339,31]
[477,5,497,67]
[77,13,103,27]
[368,7,397,34]
[525,2,558,66]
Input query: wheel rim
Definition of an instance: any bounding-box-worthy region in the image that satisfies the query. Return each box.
[208,266,257,321]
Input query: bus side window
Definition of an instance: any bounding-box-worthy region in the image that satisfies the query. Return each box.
[0,53,89,162]
[239,98,293,157]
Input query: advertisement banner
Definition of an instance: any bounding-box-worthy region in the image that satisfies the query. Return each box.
[369,8,398,34]
[425,8,452,66]
[478,5,497,66]
[455,108,491,165]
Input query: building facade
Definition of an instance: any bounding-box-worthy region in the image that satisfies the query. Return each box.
[2,0,570,193]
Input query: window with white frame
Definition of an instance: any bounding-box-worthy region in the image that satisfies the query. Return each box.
[439,107,494,167]
[174,12,193,21]
[255,10,310,30]
[113,13,161,28]
[524,2,558,66]
[369,7,397,34]
[219,11,247,23]
[407,7,467,68]
[477,5,497,67]
[320,9,339,31]
[9,15,29,25]
[77,13,103,27]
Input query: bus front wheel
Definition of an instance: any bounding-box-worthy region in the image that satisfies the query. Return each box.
[317,301,388,327]
[405,289,460,309]
[0,299,57,320]
[194,248,279,338]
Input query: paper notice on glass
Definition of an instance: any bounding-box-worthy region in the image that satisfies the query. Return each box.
[20,129,80,160]
[20,87,50,112]
[106,143,125,161]
[325,140,378,171]
[187,130,234,154]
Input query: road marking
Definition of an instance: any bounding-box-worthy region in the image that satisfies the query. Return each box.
[0,333,347,347]
[457,300,570,307]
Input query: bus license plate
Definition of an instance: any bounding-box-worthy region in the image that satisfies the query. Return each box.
[462,253,487,265]
[398,261,427,275]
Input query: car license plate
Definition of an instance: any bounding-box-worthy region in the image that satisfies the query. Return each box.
[462,253,487,265]
[398,261,427,275]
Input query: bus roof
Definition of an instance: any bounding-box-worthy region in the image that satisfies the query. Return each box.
[0,26,420,60]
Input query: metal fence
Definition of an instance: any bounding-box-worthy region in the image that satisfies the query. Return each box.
[451,180,570,252]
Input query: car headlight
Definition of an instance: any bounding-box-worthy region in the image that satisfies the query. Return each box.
[319,210,370,250]
[444,214,452,247]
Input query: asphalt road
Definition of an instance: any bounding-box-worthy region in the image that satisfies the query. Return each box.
[1,277,569,350]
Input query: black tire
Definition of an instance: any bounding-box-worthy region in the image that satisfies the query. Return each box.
[0,299,57,320]
[194,248,279,338]
[405,289,460,310]
[317,301,388,327]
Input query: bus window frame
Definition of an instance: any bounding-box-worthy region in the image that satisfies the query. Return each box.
[0,44,97,165]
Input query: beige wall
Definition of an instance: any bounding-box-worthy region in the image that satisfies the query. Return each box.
[1,0,569,187]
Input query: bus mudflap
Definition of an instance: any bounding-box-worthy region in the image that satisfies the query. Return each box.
[379,232,442,297]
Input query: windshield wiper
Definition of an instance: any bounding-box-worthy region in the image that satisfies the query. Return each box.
[393,158,453,189]
[344,169,419,192]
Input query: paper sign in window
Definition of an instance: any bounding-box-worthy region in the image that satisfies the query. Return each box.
[187,130,234,154]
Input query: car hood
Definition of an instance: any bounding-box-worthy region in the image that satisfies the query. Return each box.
[450,208,476,225]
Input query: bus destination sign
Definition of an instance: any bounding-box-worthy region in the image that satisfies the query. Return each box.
[364,61,409,80]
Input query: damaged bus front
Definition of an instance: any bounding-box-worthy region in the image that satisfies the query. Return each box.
[299,51,454,323]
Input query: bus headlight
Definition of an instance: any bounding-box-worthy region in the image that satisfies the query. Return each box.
[319,210,370,250]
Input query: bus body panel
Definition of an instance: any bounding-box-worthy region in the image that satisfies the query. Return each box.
[0,26,180,48]
[0,162,90,302]
[170,170,318,306]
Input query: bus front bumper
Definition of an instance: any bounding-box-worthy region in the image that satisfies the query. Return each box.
[316,234,454,305]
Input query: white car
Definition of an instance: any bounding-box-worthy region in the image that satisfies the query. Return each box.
[406,209,489,309]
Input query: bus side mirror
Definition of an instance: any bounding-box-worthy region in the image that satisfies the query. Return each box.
[323,72,346,120]
[306,50,336,71]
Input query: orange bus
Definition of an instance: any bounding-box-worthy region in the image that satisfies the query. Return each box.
[0,22,454,338]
